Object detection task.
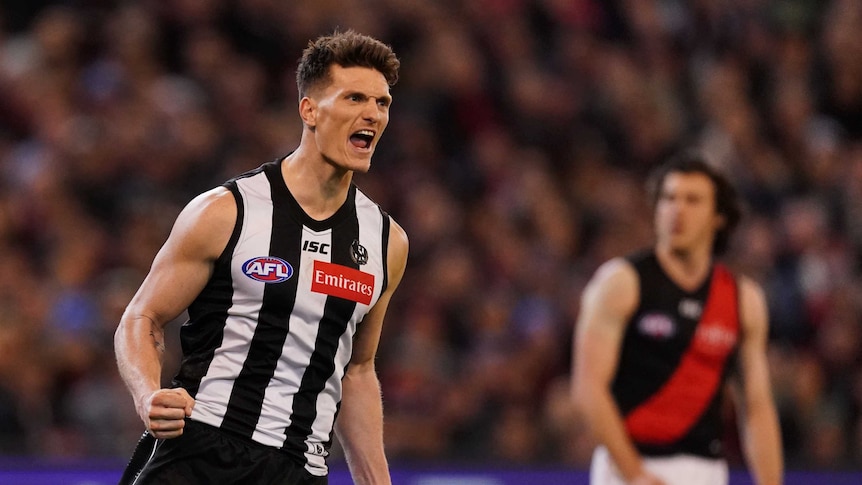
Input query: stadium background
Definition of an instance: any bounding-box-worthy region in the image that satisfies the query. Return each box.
[0,0,861,483]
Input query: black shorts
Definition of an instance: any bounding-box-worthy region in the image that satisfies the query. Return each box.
[118,420,328,485]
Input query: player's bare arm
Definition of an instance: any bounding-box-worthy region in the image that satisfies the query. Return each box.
[735,276,784,485]
[114,187,237,439]
[573,258,666,485]
[335,218,408,485]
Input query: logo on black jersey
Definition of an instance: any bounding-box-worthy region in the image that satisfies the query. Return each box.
[242,256,294,283]
[350,239,368,265]
[678,298,703,320]
[637,313,676,339]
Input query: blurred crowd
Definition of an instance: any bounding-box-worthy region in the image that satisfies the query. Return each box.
[0,0,860,472]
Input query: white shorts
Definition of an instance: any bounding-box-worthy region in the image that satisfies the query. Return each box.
[590,446,728,485]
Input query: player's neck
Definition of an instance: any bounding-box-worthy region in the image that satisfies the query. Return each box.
[281,149,353,221]
[655,245,713,292]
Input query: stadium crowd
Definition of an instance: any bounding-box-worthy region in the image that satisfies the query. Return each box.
[0,0,860,472]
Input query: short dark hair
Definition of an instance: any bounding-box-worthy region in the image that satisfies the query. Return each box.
[295,29,400,98]
[647,151,743,255]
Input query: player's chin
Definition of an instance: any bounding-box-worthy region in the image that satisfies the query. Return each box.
[667,240,694,254]
[345,151,374,172]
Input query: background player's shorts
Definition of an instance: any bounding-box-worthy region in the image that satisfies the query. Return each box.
[118,420,328,485]
[590,446,728,485]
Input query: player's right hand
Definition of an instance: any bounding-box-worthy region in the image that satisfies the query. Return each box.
[139,388,196,439]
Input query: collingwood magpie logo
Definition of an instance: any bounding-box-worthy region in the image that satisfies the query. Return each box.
[350,239,368,265]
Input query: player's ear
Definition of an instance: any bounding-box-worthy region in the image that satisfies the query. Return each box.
[299,96,317,128]
[714,213,727,231]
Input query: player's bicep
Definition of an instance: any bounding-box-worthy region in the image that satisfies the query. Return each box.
[350,217,408,367]
[735,277,773,408]
[124,188,237,329]
[574,259,639,388]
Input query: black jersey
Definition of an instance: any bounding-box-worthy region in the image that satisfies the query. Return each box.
[612,251,740,458]
[171,159,391,476]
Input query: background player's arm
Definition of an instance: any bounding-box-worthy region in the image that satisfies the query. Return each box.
[114,187,236,439]
[335,218,408,485]
[572,258,666,485]
[734,276,784,485]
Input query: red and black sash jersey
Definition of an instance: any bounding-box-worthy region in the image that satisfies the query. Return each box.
[612,251,740,458]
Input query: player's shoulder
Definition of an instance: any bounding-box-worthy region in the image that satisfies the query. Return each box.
[592,256,638,285]
[583,256,640,307]
[734,271,763,290]
[731,272,770,336]
[579,256,640,321]
[386,215,409,265]
[734,272,767,309]
[169,187,238,245]
[195,185,236,205]
[183,186,237,220]
[388,215,408,242]
[716,262,765,301]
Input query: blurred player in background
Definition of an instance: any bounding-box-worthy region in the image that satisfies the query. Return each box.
[572,152,783,485]
[114,30,407,485]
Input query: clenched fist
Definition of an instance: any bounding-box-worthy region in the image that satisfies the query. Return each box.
[138,388,196,439]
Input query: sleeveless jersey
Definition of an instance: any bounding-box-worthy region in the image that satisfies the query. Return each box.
[612,251,740,458]
[171,159,391,476]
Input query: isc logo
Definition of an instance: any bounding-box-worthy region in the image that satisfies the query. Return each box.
[302,240,330,254]
[242,256,294,283]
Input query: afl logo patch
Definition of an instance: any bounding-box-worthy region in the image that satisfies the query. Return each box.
[242,257,294,283]
[637,313,676,339]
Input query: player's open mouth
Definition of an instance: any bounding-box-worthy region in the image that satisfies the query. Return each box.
[350,129,375,150]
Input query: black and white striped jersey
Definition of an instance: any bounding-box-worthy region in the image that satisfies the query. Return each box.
[172,159,391,476]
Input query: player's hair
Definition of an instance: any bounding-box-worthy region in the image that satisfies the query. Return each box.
[296,29,400,99]
[647,151,742,256]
